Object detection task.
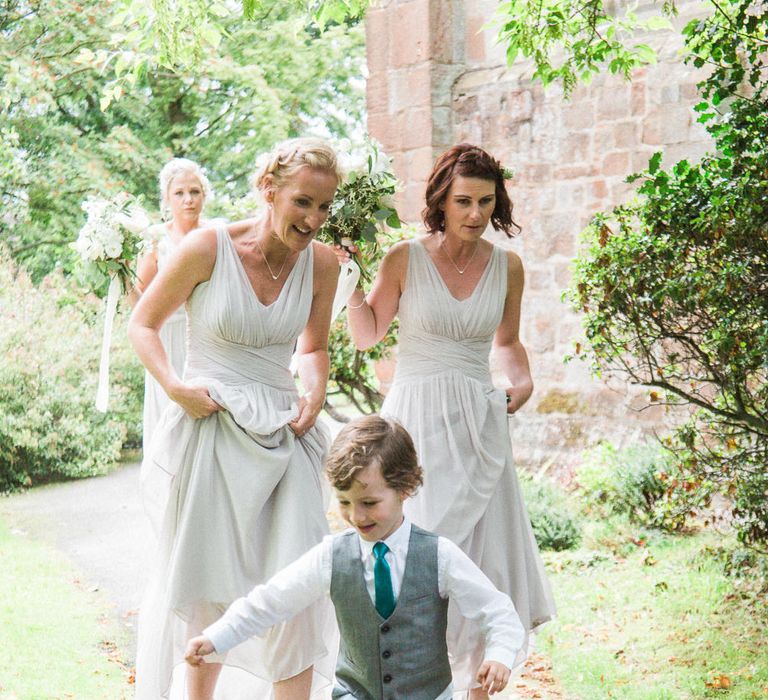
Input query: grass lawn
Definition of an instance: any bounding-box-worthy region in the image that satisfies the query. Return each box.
[0,516,133,699]
[539,522,768,700]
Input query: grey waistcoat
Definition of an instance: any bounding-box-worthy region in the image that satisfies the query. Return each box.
[329,525,452,700]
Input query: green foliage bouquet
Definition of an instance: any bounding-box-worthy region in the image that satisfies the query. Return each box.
[319,137,401,281]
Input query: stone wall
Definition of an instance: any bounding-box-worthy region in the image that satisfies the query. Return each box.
[365,0,712,471]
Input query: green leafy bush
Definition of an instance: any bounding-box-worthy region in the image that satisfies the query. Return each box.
[562,5,768,547]
[575,441,668,526]
[0,251,142,491]
[520,474,581,551]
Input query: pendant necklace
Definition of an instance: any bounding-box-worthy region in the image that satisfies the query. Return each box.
[254,237,289,280]
[440,237,479,275]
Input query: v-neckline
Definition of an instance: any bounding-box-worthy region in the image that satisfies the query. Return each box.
[227,230,303,308]
[417,238,494,303]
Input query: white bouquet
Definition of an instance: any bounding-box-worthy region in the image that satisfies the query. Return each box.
[72,192,154,292]
[72,192,153,412]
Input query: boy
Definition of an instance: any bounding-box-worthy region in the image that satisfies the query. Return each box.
[186,415,525,699]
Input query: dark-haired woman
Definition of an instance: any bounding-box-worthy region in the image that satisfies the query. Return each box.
[339,143,555,699]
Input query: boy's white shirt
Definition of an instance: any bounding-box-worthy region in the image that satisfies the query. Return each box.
[204,518,525,698]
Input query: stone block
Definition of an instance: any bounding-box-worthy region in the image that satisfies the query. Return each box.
[555,182,587,209]
[662,140,712,167]
[407,145,435,182]
[591,178,608,199]
[367,111,396,152]
[528,315,556,353]
[554,163,596,179]
[431,105,453,151]
[402,180,427,222]
[527,266,553,292]
[642,106,692,145]
[454,94,478,121]
[554,260,574,288]
[610,179,635,202]
[553,229,577,257]
[465,14,486,62]
[562,100,596,130]
[430,0,460,64]
[614,121,639,148]
[559,131,591,164]
[502,88,534,122]
[661,84,680,103]
[681,82,700,100]
[631,149,656,173]
[391,1,430,68]
[367,76,389,115]
[453,118,482,146]
[519,163,554,184]
[602,150,630,177]
[597,86,632,121]
[401,107,433,150]
[365,9,389,74]
[432,63,461,108]
[406,63,432,106]
[391,151,408,183]
[593,126,614,154]
[631,80,647,116]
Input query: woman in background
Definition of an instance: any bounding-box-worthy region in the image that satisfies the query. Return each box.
[130,158,210,452]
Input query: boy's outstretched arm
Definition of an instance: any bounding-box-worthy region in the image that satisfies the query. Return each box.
[185,636,216,666]
[184,540,331,658]
[476,659,511,696]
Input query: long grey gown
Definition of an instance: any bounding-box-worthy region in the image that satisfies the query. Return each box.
[136,227,335,699]
[382,238,556,693]
[142,232,186,454]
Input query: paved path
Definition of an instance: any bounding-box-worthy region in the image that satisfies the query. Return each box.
[0,463,150,641]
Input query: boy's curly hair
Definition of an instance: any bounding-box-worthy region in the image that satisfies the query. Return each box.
[325,415,423,496]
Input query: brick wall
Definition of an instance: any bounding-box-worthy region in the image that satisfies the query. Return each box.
[366,0,711,471]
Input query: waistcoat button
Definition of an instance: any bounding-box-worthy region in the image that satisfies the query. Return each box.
[382,650,391,659]
[381,624,391,633]
[383,674,393,683]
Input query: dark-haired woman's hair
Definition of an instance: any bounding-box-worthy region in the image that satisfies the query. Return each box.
[422,143,521,237]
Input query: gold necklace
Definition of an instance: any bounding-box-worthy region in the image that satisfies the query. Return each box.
[254,238,289,280]
[440,237,479,275]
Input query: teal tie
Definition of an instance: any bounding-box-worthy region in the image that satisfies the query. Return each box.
[373,541,396,619]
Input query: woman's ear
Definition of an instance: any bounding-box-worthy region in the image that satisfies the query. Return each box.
[262,174,276,205]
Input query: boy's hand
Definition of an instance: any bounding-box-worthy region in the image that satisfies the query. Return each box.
[184,636,215,666]
[476,660,511,695]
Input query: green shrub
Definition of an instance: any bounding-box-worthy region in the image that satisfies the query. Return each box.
[575,441,668,526]
[520,473,581,551]
[0,251,142,491]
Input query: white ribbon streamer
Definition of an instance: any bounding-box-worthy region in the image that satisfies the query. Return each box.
[331,259,361,321]
[95,274,121,412]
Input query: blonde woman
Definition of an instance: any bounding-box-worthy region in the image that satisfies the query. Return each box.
[129,138,341,700]
[130,158,212,451]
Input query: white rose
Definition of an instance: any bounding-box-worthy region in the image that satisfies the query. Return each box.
[98,224,124,259]
[114,205,151,235]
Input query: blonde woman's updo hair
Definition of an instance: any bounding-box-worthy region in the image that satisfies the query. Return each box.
[158,158,211,218]
[252,137,342,196]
